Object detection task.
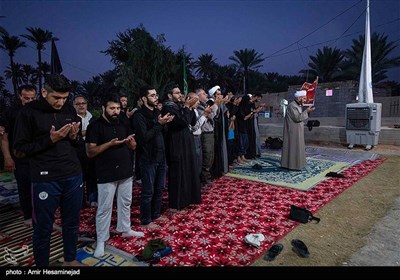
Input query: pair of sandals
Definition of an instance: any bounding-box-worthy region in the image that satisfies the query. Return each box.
[264,239,309,261]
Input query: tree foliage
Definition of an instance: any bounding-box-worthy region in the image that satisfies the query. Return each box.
[0,34,26,94]
[299,46,345,82]
[2,25,399,109]
[103,25,179,102]
[342,32,400,83]
[21,27,54,91]
[229,48,264,93]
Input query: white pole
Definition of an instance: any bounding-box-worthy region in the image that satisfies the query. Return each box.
[358,0,374,103]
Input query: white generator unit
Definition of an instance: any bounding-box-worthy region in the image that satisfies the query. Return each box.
[345,103,382,150]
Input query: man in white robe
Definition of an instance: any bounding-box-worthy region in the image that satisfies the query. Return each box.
[280,90,315,170]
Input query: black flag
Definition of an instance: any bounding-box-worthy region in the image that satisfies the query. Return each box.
[51,39,63,74]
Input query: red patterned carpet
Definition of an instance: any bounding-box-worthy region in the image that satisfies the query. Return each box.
[75,159,384,266]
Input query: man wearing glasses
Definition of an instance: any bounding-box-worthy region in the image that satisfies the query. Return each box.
[73,95,96,207]
[132,86,174,229]
[73,95,92,139]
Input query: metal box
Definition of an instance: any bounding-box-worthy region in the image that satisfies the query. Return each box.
[345,103,382,149]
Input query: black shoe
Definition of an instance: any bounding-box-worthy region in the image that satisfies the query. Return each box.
[326,171,346,178]
[252,163,263,170]
[263,243,283,261]
[291,239,309,258]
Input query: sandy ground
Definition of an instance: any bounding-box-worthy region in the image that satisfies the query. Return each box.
[252,144,400,266]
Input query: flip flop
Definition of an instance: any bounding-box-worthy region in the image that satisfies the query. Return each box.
[291,239,310,258]
[263,243,284,261]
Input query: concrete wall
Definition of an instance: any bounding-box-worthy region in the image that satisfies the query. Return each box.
[257,80,400,146]
[261,80,400,119]
[259,123,400,146]
[259,116,400,127]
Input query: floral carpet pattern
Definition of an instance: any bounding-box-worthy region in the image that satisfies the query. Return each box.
[226,153,350,190]
[76,159,384,266]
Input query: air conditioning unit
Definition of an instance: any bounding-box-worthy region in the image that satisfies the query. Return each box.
[345,103,382,150]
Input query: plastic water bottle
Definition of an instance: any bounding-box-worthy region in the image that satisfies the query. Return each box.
[153,246,173,261]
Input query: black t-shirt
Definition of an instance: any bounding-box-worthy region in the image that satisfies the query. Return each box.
[86,116,133,184]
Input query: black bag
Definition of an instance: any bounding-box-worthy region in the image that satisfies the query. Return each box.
[306,120,320,131]
[265,137,283,149]
[289,205,320,224]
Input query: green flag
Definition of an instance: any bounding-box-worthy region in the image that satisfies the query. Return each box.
[183,50,188,96]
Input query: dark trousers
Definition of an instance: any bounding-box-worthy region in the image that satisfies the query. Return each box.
[238,133,249,157]
[139,160,166,225]
[200,132,214,182]
[32,175,83,267]
[193,135,202,178]
[79,154,97,205]
[14,161,32,220]
[227,139,236,165]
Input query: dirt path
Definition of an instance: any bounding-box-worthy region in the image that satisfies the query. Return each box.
[252,146,400,266]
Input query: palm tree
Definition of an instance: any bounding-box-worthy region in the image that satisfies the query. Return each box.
[0,34,26,94]
[4,63,25,89]
[0,27,8,37]
[20,64,38,86]
[229,48,264,94]
[214,64,241,93]
[0,75,5,90]
[342,32,400,83]
[193,53,217,89]
[82,77,103,109]
[69,80,87,99]
[40,61,51,79]
[21,27,54,90]
[0,76,14,111]
[299,46,344,82]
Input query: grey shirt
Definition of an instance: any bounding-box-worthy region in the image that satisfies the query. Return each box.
[197,102,217,133]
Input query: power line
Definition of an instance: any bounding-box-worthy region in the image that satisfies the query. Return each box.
[266,0,364,59]
[12,42,99,78]
[266,17,400,59]
[40,48,99,76]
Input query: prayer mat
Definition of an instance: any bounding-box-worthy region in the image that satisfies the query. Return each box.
[75,159,383,266]
[75,244,148,267]
[265,146,380,164]
[226,153,350,191]
[0,206,22,228]
[0,216,61,266]
[0,206,87,266]
[0,173,19,205]
[0,172,14,183]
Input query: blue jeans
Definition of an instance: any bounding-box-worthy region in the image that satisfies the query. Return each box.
[32,175,83,267]
[139,160,166,225]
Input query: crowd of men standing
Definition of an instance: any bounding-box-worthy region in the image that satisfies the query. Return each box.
[0,73,273,266]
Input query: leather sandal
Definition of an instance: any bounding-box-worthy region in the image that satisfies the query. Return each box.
[291,239,310,258]
[263,243,284,261]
